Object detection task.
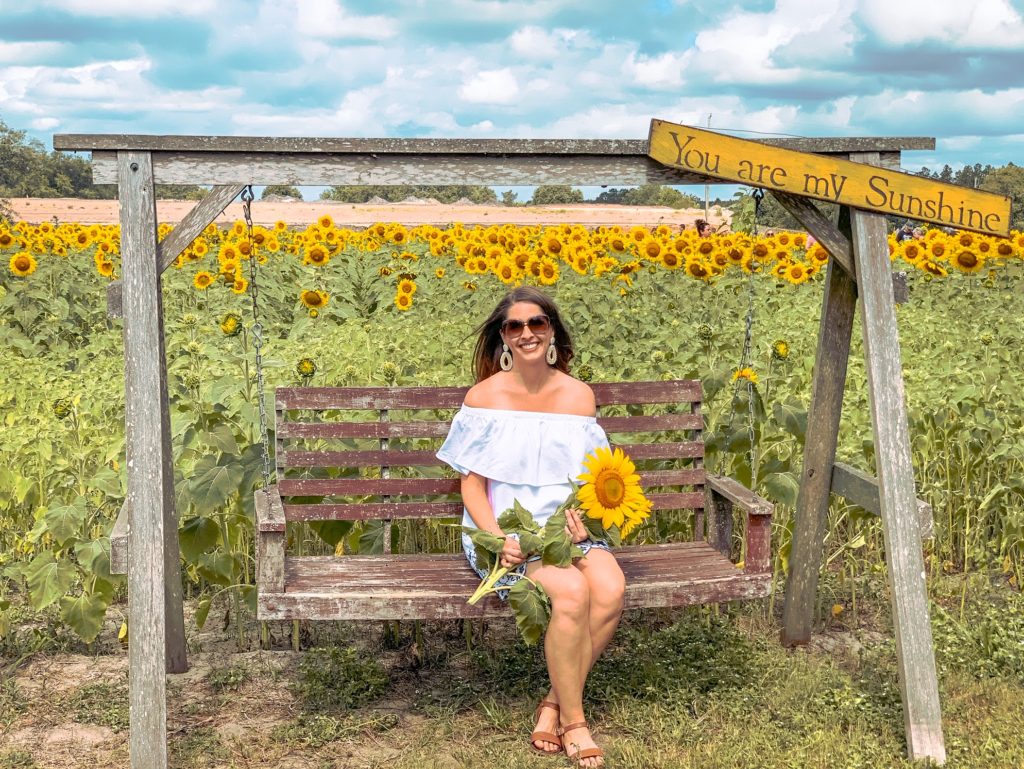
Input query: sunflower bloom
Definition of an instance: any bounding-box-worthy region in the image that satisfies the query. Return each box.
[9,252,37,277]
[300,289,329,309]
[397,279,417,296]
[394,292,413,311]
[577,447,652,536]
[193,271,215,290]
[732,367,759,384]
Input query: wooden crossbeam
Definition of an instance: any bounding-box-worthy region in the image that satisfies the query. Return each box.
[830,462,934,539]
[107,185,245,317]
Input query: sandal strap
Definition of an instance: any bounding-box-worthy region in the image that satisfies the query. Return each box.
[535,700,560,715]
[568,747,604,760]
[557,720,589,735]
[529,730,562,747]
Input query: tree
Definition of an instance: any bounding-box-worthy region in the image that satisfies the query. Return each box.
[500,189,520,206]
[262,185,303,200]
[592,187,629,204]
[981,163,1024,231]
[0,118,116,199]
[320,185,497,204]
[620,184,700,209]
[530,185,583,205]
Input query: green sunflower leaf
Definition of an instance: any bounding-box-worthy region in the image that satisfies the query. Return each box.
[60,592,108,644]
[25,551,77,611]
[507,578,551,646]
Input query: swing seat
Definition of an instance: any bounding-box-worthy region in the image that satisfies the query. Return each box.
[254,380,773,621]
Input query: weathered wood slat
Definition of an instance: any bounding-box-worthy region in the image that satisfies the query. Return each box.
[253,487,287,532]
[277,386,468,410]
[278,442,703,468]
[54,134,937,154]
[849,183,945,763]
[278,413,702,439]
[771,191,855,275]
[593,380,701,404]
[279,449,449,467]
[278,490,704,523]
[781,208,859,648]
[88,151,716,187]
[278,421,453,439]
[282,501,466,523]
[107,186,245,318]
[119,150,171,769]
[276,381,699,411]
[279,477,462,496]
[254,491,284,592]
[706,474,773,515]
[598,414,704,433]
[256,543,769,620]
[830,462,934,539]
[277,468,704,499]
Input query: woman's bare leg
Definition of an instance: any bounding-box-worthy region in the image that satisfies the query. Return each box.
[522,561,599,762]
[529,551,623,766]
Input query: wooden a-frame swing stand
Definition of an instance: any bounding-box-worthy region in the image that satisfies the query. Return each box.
[53,132,946,767]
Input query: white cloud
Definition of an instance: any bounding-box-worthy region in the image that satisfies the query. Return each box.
[0,42,67,64]
[509,26,589,59]
[623,51,686,89]
[858,0,1024,48]
[685,0,855,85]
[36,0,216,16]
[458,68,520,104]
[31,117,61,131]
[291,0,398,40]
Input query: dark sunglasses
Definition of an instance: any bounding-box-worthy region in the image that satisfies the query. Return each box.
[501,314,551,338]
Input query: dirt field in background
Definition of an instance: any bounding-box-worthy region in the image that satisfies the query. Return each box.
[6,198,731,230]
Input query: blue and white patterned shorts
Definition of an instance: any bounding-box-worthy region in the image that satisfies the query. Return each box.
[463,532,611,601]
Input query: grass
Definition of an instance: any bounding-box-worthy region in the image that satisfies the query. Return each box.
[1,572,1022,768]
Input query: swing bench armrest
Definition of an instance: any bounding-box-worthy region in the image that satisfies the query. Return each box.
[255,486,286,532]
[706,473,773,576]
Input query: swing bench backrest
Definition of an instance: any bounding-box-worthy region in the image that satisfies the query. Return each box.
[254,379,773,621]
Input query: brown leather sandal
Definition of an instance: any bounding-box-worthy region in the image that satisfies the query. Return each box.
[558,720,604,765]
[529,700,563,755]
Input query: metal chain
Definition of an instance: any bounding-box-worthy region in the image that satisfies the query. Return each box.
[242,186,273,493]
[729,188,763,483]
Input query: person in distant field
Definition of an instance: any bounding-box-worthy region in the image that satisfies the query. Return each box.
[895,222,915,242]
[695,218,713,237]
[913,226,926,239]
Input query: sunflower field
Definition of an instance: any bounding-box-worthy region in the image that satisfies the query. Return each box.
[1,216,1023,643]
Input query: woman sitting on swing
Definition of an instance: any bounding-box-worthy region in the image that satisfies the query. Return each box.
[438,287,624,767]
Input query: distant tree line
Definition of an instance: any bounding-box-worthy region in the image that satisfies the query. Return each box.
[320,185,498,204]
[0,118,207,201]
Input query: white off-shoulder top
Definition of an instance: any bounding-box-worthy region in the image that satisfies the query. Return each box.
[436,405,611,540]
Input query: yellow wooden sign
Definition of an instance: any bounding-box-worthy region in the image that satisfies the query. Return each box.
[648,119,1011,237]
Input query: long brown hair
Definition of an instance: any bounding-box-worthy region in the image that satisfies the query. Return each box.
[471,287,574,382]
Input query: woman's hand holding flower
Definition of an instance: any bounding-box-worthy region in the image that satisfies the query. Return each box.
[499,535,525,568]
[564,508,589,544]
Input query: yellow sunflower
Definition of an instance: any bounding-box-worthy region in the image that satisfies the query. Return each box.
[9,251,37,277]
[576,447,652,535]
[300,289,329,309]
[435,267,446,278]
[951,249,983,273]
[394,292,413,311]
[193,271,215,290]
[397,278,417,296]
[97,260,115,278]
[732,367,759,384]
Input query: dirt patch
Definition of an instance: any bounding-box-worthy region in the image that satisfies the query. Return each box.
[7,198,731,230]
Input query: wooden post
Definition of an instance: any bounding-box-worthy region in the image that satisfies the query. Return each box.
[119,150,175,769]
[780,206,857,646]
[850,174,945,763]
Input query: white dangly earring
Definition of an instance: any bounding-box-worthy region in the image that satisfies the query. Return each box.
[546,337,558,365]
[500,343,513,371]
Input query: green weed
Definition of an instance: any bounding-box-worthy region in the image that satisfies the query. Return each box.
[294,646,388,712]
[69,682,129,732]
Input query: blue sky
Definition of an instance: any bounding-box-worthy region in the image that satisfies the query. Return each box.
[2,0,1023,197]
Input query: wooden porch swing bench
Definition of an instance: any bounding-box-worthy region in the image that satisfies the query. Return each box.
[254,379,773,621]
